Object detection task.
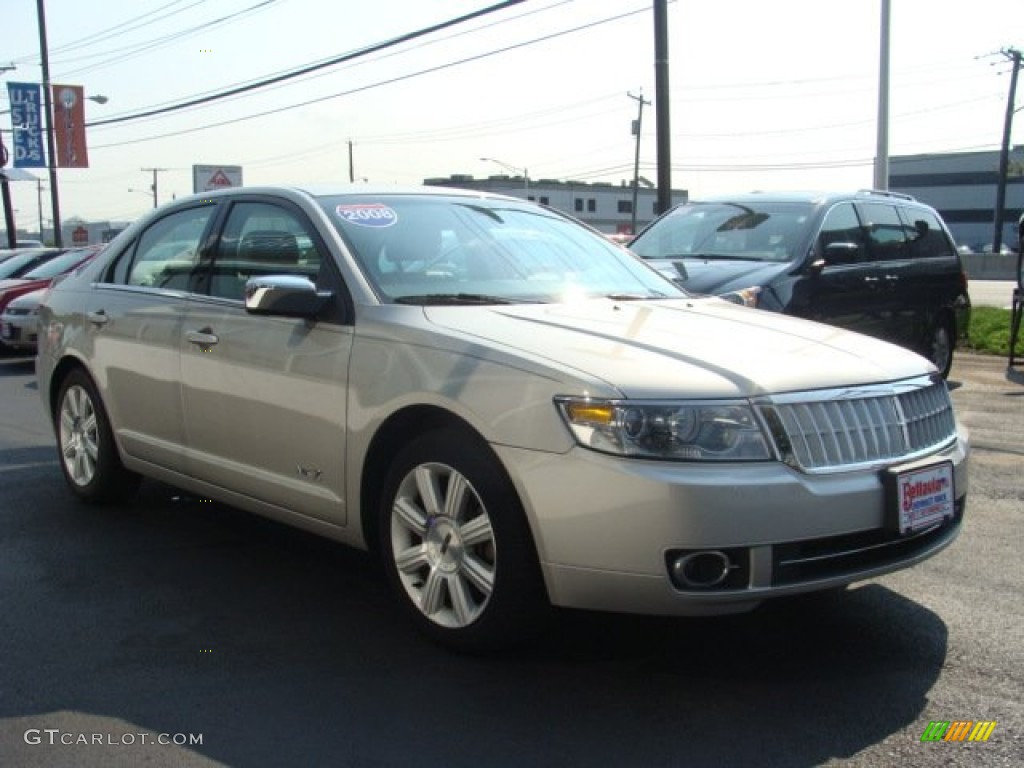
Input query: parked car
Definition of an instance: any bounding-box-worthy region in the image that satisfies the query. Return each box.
[0,246,101,332]
[37,185,968,651]
[0,287,46,352]
[0,247,61,277]
[629,190,971,378]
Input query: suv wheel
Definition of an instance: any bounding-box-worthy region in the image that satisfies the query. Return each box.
[928,318,955,379]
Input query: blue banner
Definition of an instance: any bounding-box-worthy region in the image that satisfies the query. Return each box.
[6,82,46,168]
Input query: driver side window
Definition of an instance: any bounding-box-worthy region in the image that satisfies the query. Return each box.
[208,202,323,301]
[817,203,868,265]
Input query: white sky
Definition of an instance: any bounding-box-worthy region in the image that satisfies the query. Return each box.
[2,0,1022,227]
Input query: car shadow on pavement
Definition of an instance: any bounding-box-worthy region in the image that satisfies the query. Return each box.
[0,353,35,377]
[0,469,948,768]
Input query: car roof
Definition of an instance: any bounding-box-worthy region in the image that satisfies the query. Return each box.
[688,189,925,208]
[168,183,521,207]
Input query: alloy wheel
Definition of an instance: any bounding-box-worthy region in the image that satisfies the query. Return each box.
[389,462,496,628]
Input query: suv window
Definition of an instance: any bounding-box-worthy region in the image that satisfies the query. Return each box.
[898,207,954,260]
[111,206,215,289]
[631,202,812,263]
[208,202,323,301]
[817,202,869,264]
[857,202,911,262]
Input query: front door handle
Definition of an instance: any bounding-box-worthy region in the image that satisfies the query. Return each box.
[87,309,109,326]
[186,328,220,347]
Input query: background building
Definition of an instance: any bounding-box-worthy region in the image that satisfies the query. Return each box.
[889,146,1024,252]
[424,174,688,235]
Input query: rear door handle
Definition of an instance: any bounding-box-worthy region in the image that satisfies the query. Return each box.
[87,310,109,326]
[186,328,220,347]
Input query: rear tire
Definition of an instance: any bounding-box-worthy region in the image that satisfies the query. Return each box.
[55,369,140,504]
[378,427,549,652]
[928,318,955,379]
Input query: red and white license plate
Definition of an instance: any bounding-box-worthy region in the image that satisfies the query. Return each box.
[887,461,955,535]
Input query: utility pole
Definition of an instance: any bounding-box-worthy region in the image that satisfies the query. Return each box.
[38,0,62,246]
[628,90,650,234]
[37,178,46,241]
[874,0,891,190]
[348,140,354,183]
[141,167,168,209]
[1,139,16,248]
[993,47,1021,254]
[653,0,672,215]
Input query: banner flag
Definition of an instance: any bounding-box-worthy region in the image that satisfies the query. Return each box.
[6,82,46,168]
[52,84,89,168]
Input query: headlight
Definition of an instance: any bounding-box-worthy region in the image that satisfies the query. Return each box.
[556,398,772,461]
[718,286,761,307]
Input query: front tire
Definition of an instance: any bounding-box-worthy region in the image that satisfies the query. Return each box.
[55,369,140,504]
[379,428,548,651]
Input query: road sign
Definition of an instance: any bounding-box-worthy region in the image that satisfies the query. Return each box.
[192,164,242,193]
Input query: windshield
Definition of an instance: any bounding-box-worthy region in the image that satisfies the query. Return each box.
[22,248,94,280]
[630,201,814,263]
[317,194,685,304]
[0,251,53,279]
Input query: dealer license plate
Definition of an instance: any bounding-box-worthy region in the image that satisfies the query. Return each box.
[0,323,11,340]
[886,461,954,535]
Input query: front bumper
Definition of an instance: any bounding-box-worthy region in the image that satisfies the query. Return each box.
[0,316,39,350]
[495,429,968,616]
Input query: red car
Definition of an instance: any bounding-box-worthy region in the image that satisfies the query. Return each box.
[0,247,102,333]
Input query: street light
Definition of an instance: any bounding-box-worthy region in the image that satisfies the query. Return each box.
[480,157,529,196]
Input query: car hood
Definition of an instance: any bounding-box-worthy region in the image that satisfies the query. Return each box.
[423,298,929,399]
[4,287,47,311]
[0,278,35,292]
[647,258,790,296]
[0,278,47,307]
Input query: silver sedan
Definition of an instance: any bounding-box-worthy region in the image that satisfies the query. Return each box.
[36,185,968,651]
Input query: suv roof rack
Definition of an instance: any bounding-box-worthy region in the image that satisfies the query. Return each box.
[855,189,916,201]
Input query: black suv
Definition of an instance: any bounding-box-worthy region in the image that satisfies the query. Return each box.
[629,190,971,377]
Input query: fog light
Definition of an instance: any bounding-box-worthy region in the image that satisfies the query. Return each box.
[671,551,733,589]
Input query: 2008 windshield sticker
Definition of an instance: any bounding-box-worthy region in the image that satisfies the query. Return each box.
[336,203,398,228]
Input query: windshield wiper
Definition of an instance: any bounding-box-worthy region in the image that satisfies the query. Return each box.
[393,293,525,306]
[682,253,764,262]
[603,291,669,301]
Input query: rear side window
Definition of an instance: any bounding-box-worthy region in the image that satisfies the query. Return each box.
[898,208,955,260]
[108,206,215,290]
[857,202,912,262]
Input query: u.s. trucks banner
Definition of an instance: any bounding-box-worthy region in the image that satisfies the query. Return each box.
[6,82,45,168]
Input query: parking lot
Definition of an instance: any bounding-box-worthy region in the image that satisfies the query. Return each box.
[0,346,1021,767]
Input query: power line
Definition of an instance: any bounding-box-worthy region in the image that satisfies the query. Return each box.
[55,0,283,78]
[9,0,201,63]
[86,0,572,125]
[88,3,653,149]
[87,0,527,128]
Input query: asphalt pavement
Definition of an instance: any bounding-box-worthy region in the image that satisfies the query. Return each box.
[0,349,1021,768]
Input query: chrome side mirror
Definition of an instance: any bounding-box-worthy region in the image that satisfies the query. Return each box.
[244,275,332,317]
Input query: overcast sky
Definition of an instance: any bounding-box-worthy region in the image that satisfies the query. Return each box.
[2,0,1022,227]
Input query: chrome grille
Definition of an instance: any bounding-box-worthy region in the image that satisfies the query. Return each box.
[759,377,957,472]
